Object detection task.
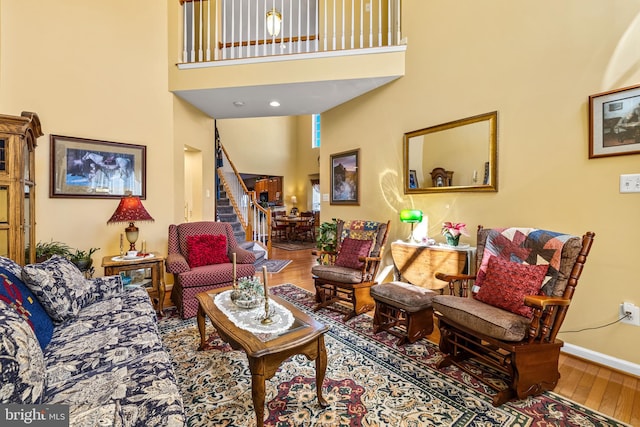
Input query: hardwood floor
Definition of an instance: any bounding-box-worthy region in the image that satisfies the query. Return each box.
[165,246,640,424]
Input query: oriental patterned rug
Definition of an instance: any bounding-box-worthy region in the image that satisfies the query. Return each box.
[271,241,317,251]
[158,284,628,427]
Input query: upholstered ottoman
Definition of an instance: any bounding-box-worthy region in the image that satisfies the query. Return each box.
[370,281,436,345]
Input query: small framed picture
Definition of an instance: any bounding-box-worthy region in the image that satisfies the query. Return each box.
[589,84,640,158]
[50,134,147,198]
[330,149,359,205]
[409,170,418,189]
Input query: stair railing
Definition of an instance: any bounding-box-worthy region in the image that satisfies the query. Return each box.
[217,143,273,256]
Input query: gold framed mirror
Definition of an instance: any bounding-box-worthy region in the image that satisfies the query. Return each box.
[403,111,498,194]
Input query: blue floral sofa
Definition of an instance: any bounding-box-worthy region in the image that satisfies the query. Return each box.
[0,255,184,426]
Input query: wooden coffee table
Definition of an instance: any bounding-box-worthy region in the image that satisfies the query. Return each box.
[196,288,330,427]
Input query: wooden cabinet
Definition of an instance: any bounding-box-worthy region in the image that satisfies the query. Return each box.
[390,241,475,293]
[255,177,282,203]
[0,112,42,265]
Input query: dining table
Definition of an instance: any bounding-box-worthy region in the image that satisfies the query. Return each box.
[275,216,313,241]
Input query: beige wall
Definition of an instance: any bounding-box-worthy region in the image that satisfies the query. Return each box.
[0,0,178,257]
[320,2,640,364]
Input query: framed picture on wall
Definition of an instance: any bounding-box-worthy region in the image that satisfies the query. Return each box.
[50,135,147,199]
[589,84,640,158]
[330,149,359,205]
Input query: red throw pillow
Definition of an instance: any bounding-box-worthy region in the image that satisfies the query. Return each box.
[475,255,549,318]
[186,234,229,268]
[335,238,373,270]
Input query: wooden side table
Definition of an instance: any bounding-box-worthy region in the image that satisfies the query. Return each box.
[390,241,476,295]
[101,252,166,316]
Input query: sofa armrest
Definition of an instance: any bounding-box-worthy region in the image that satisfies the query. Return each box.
[89,275,123,302]
[232,247,256,264]
[166,253,190,274]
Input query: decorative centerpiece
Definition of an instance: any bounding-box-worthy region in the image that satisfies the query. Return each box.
[441,221,469,246]
[230,275,265,309]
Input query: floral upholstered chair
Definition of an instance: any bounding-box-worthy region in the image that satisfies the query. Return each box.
[312,219,390,321]
[432,226,595,406]
[166,221,255,318]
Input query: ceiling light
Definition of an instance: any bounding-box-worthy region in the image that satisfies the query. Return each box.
[266,8,282,37]
[269,101,280,107]
[233,101,245,107]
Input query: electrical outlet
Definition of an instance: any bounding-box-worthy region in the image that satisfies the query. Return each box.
[619,302,640,326]
[620,174,640,193]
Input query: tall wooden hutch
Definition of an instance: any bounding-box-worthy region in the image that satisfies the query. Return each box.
[0,112,42,265]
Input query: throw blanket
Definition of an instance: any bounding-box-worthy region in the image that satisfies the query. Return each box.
[476,228,578,296]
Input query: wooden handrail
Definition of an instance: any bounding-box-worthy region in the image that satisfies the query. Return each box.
[218,34,318,50]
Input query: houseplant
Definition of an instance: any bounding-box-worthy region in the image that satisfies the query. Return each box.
[69,247,100,272]
[441,222,468,246]
[231,276,265,309]
[32,240,73,263]
[316,219,337,253]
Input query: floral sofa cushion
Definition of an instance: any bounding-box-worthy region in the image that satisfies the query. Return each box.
[21,255,122,324]
[0,299,47,404]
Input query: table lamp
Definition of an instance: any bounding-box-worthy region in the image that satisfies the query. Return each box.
[107,194,154,251]
[399,209,423,243]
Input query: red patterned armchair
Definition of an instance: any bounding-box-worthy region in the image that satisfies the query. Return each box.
[166,221,256,318]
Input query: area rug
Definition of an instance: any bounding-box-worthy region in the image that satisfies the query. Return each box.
[272,241,317,251]
[158,284,627,427]
[254,258,292,273]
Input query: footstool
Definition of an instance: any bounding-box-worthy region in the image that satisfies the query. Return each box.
[370,281,436,345]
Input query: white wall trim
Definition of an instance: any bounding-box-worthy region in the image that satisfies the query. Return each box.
[562,343,640,377]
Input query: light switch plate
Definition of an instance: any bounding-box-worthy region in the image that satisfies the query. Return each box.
[620,174,640,193]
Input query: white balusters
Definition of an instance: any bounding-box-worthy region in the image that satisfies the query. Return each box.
[180,0,403,63]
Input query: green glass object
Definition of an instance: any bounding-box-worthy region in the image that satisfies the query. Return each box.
[399,209,423,242]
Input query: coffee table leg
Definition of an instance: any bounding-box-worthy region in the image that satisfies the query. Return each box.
[316,335,329,408]
[251,370,266,427]
[197,305,207,351]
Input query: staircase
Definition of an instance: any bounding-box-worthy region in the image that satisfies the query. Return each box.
[216,187,267,264]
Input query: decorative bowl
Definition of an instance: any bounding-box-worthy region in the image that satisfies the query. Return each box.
[230,276,265,309]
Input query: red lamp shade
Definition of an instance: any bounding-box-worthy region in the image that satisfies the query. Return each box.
[107,195,154,251]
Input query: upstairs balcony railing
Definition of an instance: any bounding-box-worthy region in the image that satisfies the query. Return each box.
[179,0,402,64]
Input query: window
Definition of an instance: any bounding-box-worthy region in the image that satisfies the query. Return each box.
[311,114,321,148]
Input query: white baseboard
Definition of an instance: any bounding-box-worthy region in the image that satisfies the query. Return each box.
[562,343,640,377]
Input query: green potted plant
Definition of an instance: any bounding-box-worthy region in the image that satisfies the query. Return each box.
[69,247,100,272]
[31,240,73,263]
[316,219,338,253]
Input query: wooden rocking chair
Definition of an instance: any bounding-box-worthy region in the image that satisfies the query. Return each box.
[432,226,595,406]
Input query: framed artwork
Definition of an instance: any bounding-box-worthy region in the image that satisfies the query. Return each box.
[589,84,640,158]
[409,170,418,189]
[330,149,359,205]
[50,135,147,199]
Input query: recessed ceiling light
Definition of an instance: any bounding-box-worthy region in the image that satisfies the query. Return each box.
[270,100,280,107]
[233,101,245,107]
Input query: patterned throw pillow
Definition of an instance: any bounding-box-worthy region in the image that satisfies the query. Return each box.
[0,299,47,404]
[21,255,94,324]
[187,234,230,268]
[0,266,54,349]
[475,255,549,318]
[335,238,373,270]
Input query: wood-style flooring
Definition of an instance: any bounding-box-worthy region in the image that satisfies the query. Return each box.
[165,246,640,425]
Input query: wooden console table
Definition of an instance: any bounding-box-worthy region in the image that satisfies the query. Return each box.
[390,241,476,295]
[102,252,166,316]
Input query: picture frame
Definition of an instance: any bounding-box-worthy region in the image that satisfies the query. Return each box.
[589,84,640,159]
[409,169,418,189]
[50,135,147,199]
[330,149,359,205]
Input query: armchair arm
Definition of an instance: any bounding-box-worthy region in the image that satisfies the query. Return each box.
[312,249,337,265]
[166,252,190,274]
[524,295,571,310]
[435,272,476,282]
[524,295,571,343]
[231,247,256,264]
